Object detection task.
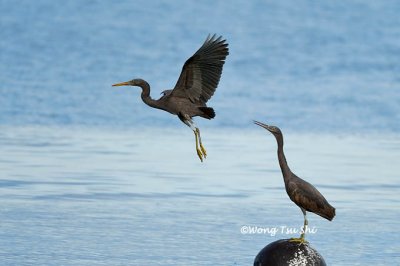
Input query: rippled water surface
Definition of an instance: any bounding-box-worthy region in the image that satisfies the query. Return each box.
[1,0,399,132]
[1,0,400,265]
[0,126,399,265]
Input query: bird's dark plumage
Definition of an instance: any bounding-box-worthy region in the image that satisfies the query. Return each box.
[254,121,335,241]
[112,34,229,162]
[171,34,229,104]
[198,106,216,119]
[286,175,335,221]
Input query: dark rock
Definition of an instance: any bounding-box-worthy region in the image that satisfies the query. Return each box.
[254,239,326,266]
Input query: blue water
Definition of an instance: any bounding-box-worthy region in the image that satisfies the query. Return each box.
[1,0,400,265]
[1,0,399,131]
[0,127,399,265]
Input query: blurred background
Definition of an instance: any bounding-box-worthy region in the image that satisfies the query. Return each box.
[1,1,399,265]
[1,0,399,132]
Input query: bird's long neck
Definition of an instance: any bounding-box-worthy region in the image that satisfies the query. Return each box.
[136,79,160,109]
[275,134,291,183]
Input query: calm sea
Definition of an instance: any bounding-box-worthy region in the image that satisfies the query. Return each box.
[1,0,399,265]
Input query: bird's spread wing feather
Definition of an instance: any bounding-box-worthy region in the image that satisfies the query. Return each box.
[170,34,229,104]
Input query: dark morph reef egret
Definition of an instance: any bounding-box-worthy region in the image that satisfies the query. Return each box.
[113,34,229,162]
[254,121,335,242]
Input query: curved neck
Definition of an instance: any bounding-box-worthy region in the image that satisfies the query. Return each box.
[275,134,291,181]
[136,79,159,108]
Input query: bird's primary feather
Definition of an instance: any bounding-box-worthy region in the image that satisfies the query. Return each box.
[171,34,229,104]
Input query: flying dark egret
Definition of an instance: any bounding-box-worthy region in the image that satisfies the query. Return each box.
[112,34,229,162]
[254,121,335,242]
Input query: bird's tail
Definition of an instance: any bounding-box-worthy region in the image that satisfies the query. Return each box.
[320,206,336,221]
[199,107,215,119]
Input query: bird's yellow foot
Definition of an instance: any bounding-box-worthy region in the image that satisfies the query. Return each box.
[200,143,207,158]
[196,148,204,162]
[289,237,308,244]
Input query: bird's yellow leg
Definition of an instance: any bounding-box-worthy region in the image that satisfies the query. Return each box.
[194,130,204,162]
[290,212,308,243]
[196,128,207,158]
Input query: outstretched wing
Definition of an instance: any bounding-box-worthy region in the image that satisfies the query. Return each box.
[170,34,229,104]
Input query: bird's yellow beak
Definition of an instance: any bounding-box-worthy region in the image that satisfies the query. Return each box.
[112,81,131,87]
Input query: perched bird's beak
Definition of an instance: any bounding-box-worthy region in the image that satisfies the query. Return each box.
[254,121,279,135]
[112,81,131,87]
[254,120,270,130]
